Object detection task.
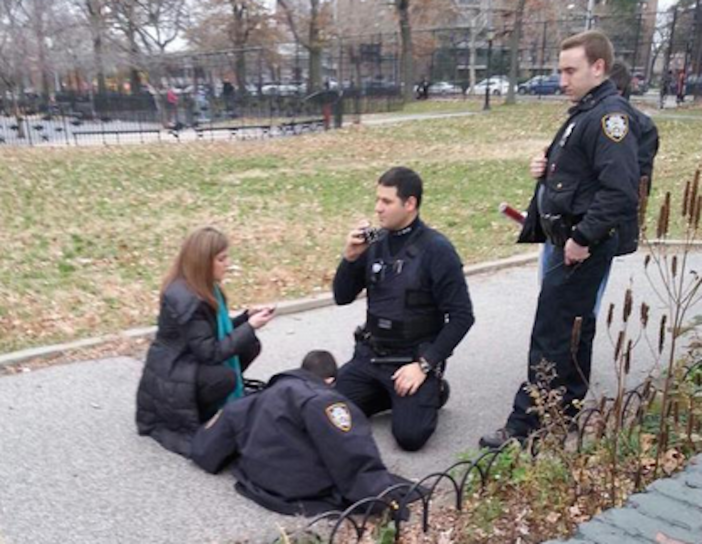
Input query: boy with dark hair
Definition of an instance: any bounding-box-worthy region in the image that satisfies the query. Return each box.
[301,349,338,382]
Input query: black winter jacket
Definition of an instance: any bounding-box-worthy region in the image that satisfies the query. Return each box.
[136,279,260,457]
[518,79,641,255]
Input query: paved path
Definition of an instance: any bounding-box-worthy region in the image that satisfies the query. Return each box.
[544,454,702,544]
[1,252,700,544]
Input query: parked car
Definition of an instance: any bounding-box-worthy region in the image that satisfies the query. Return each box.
[630,73,649,95]
[685,74,702,96]
[362,80,401,95]
[473,76,510,96]
[428,81,463,96]
[518,74,561,95]
[261,82,304,96]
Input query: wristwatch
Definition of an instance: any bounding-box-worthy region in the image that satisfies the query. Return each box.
[418,357,432,375]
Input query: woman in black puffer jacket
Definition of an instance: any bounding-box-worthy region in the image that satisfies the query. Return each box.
[136,226,275,456]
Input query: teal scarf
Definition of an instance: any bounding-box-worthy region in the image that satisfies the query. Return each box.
[214,285,244,402]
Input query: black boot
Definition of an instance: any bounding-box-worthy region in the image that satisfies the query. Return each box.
[439,379,450,409]
[478,427,525,449]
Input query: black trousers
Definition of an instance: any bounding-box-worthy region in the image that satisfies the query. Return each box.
[196,340,261,422]
[336,341,441,451]
[507,234,618,436]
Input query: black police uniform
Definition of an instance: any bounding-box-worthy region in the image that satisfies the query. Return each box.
[333,217,474,451]
[616,106,659,256]
[190,368,413,516]
[508,79,641,436]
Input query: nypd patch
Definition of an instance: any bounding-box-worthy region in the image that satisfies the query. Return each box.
[325,402,352,432]
[602,113,629,142]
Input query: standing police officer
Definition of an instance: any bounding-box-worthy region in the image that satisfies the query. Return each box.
[334,167,475,451]
[480,31,641,448]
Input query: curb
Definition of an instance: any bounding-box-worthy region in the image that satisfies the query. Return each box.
[1,240,698,368]
[0,251,540,368]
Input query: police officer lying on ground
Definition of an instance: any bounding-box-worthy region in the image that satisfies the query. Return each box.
[191,350,417,516]
[480,30,642,449]
[334,166,475,452]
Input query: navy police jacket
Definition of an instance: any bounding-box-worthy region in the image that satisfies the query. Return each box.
[191,369,411,516]
[333,218,474,367]
[519,79,641,254]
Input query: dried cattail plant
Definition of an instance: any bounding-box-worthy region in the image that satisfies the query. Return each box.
[624,340,632,375]
[622,289,633,323]
[687,173,699,226]
[571,317,583,356]
[615,331,625,361]
[659,314,668,354]
[640,302,650,328]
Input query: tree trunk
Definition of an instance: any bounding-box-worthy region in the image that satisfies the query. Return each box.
[94,34,107,94]
[505,0,527,105]
[469,23,477,94]
[235,51,247,92]
[128,26,141,94]
[307,0,322,91]
[396,0,414,102]
[32,3,50,102]
[231,1,249,94]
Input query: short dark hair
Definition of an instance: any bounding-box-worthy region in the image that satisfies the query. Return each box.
[301,350,338,380]
[561,30,614,74]
[378,166,423,208]
[610,60,632,99]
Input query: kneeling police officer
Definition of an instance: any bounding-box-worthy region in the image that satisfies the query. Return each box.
[334,167,475,451]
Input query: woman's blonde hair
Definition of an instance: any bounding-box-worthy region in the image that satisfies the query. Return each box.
[162,226,229,310]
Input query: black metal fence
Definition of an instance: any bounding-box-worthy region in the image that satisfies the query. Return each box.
[0,92,403,147]
[283,361,702,544]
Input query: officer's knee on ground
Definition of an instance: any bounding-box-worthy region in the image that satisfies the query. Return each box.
[393,426,433,452]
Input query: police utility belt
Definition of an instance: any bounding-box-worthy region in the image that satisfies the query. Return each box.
[539,213,581,247]
[355,312,443,365]
[540,213,615,247]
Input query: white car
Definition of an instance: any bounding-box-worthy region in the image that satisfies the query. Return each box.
[473,76,510,96]
[261,83,304,96]
[428,81,463,95]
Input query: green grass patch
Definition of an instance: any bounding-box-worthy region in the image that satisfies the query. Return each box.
[0,101,699,352]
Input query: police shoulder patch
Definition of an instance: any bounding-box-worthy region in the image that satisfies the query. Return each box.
[601,113,629,142]
[325,402,352,432]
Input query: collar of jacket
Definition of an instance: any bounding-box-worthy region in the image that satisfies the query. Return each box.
[268,368,330,387]
[568,79,617,114]
[164,278,204,325]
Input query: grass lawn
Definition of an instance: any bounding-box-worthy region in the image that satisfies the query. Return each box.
[1,100,700,353]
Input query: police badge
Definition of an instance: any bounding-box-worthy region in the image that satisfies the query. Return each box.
[602,113,629,142]
[325,402,352,432]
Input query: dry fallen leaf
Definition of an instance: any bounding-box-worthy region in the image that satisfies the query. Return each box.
[656,533,688,544]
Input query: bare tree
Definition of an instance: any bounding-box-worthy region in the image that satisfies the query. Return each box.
[277,0,333,91]
[0,0,27,135]
[20,0,53,100]
[70,0,110,94]
[108,0,190,92]
[188,0,273,92]
[505,0,527,104]
[393,0,414,101]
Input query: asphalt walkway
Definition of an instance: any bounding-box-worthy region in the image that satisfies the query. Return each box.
[1,252,701,544]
